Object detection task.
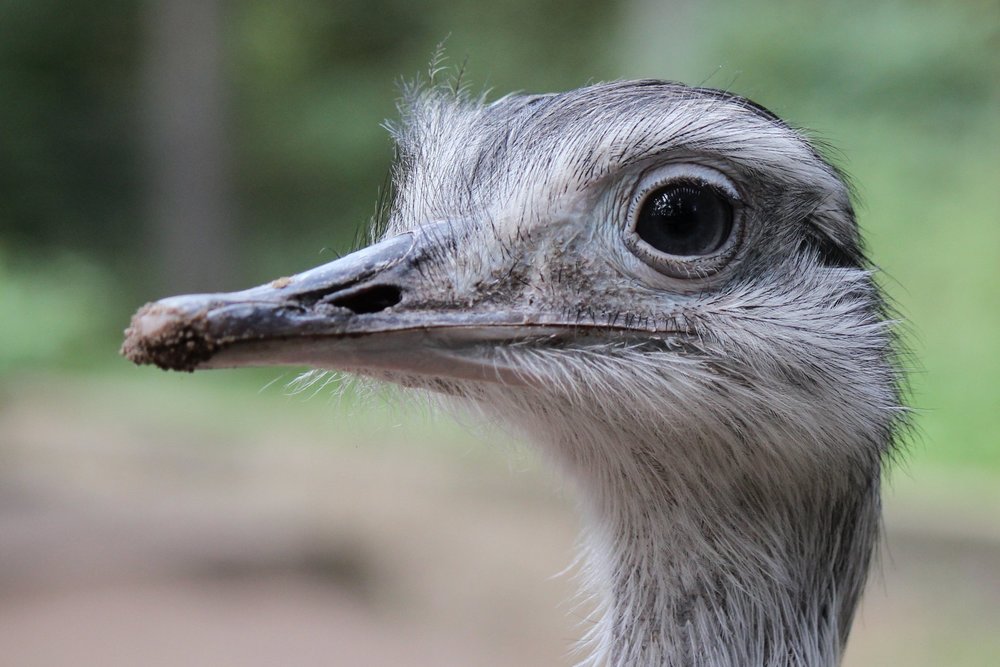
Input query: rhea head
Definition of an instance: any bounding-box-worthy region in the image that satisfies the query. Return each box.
[124,80,903,667]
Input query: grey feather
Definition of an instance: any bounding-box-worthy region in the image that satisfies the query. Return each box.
[381,80,905,666]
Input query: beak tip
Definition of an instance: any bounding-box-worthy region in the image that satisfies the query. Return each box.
[121,301,218,372]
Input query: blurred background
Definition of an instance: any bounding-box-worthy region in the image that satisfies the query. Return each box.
[1,0,998,664]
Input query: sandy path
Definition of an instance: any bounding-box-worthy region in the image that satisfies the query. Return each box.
[0,374,996,665]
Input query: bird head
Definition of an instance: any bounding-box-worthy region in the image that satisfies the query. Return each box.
[123,80,900,485]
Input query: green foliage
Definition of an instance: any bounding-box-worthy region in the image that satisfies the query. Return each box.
[0,248,116,373]
[0,0,140,253]
[697,0,998,122]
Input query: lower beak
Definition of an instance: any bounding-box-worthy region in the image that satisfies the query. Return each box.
[122,231,570,385]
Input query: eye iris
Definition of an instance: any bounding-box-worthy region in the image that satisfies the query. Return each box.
[635,181,734,256]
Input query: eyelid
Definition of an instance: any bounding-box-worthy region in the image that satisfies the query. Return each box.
[632,163,742,206]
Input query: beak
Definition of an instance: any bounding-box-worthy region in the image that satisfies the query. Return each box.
[121,226,603,385]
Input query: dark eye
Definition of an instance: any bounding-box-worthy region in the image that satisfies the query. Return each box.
[634,180,734,256]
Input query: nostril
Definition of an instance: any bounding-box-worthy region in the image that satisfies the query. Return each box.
[324,284,402,314]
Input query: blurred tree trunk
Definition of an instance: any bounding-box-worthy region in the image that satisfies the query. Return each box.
[142,0,236,293]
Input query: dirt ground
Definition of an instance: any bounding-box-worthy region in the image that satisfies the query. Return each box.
[0,374,997,666]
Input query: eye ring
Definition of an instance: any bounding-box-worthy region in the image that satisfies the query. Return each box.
[623,164,744,279]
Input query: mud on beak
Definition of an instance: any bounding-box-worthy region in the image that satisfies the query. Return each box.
[121,229,584,385]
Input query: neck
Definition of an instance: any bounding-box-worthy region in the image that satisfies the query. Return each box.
[563,440,881,667]
[455,379,887,667]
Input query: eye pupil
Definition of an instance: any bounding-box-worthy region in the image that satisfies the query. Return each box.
[635,181,734,256]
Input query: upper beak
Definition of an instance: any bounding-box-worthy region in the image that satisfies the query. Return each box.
[122,227,584,384]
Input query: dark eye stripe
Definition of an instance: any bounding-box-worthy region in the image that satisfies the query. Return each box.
[802,234,864,269]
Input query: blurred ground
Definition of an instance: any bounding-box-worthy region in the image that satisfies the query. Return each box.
[0,373,997,666]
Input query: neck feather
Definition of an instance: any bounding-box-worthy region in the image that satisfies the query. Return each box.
[449,375,889,667]
[561,437,881,667]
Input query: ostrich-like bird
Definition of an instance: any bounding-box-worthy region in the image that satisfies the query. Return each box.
[123,80,904,667]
